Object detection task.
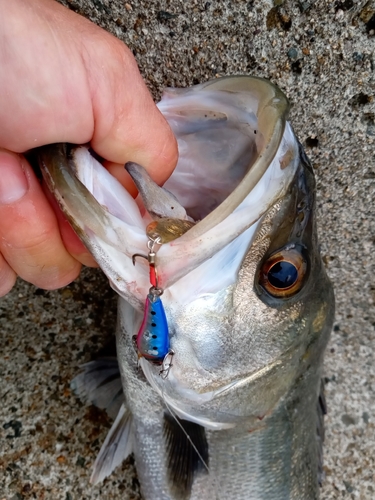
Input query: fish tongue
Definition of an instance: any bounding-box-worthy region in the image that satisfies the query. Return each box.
[126,161,196,244]
[125,161,192,222]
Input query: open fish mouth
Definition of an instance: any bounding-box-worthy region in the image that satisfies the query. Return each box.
[38,76,304,426]
[38,76,300,309]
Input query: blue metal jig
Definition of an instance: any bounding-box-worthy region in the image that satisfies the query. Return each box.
[136,287,170,364]
[132,236,172,366]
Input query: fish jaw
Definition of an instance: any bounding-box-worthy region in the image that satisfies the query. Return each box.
[37,143,149,310]
[158,75,290,233]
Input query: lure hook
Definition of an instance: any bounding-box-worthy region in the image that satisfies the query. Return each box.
[132,253,149,266]
[160,349,175,379]
[132,237,160,287]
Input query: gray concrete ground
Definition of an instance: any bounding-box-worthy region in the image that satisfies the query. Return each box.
[1,0,374,498]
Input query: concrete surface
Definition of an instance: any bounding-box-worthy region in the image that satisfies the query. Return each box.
[1,0,375,498]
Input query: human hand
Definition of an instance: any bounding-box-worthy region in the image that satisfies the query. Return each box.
[0,0,177,296]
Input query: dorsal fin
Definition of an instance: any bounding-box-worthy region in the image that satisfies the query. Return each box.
[163,412,209,498]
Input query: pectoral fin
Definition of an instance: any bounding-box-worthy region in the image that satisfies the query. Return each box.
[163,413,209,498]
[71,357,124,420]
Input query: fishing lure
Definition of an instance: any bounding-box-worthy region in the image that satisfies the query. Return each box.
[137,288,169,363]
[132,236,171,366]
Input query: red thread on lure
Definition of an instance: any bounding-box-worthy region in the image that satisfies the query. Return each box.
[150,266,157,287]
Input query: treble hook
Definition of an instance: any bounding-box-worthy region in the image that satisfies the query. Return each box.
[159,349,175,379]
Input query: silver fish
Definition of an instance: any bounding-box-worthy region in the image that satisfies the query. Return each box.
[37,76,334,500]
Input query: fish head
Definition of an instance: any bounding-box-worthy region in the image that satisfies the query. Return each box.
[139,144,334,429]
[37,76,334,430]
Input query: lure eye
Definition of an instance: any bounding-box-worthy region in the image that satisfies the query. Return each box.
[259,248,307,298]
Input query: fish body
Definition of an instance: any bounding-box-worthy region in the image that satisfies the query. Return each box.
[38,76,334,499]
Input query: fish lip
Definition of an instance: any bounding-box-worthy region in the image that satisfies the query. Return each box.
[140,346,294,420]
[209,359,284,398]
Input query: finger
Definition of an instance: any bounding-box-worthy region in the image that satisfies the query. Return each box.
[0,149,81,289]
[0,0,94,150]
[0,253,17,297]
[84,38,178,185]
[43,184,98,268]
[1,0,177,184]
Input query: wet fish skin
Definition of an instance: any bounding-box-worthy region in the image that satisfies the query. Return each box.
[37,76,335,500]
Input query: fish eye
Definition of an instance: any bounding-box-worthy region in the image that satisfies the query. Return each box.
[259,247,307,298]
